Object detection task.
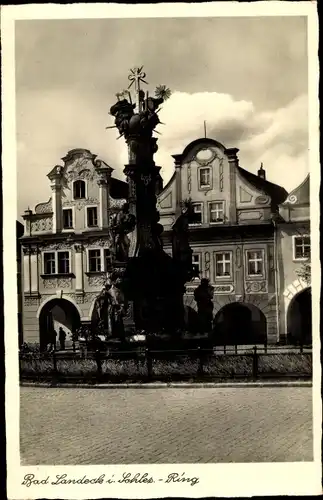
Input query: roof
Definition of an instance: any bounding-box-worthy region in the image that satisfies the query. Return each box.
[238,166,288,205]
[16,220,24,238]
[158,171,176,196]
[110,177,129,199]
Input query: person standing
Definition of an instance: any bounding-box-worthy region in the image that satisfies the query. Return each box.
[58,327,66,351]
[49,329,57,351]
[72,330,78,352]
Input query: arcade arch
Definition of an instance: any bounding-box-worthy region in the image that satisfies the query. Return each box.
[38,298,81,351]
[213,302,267,345]
[287,287,312,344]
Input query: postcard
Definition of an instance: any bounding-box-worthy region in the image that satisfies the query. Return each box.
[2,2,321,498]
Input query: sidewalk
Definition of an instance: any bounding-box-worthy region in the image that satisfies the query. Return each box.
[21,380,312,389]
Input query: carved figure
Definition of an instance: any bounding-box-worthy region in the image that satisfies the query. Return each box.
[110,99,136,137]
[171,201,199,283]
[111,203,136,262]
[93,272,128,339]
[110,95,164,142]
[194,278,214,333]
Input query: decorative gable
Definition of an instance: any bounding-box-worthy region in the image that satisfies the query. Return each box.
[157,172,176,230]
[63,149,98,183]
[236,170,271,209]
[235,170,273,224]
[239,186,253,204]
[279,175,310,222]
[282,175,309,207]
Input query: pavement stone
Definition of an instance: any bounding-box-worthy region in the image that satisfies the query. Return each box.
[20,387,313,465]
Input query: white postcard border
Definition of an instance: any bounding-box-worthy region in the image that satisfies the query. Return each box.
[2,2,321,498]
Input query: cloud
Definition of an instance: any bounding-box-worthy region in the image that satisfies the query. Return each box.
[16,89,308,217]
[16,88,127,216]
[155,92,308,191]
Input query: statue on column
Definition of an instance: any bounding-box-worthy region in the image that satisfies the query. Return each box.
[111,203,136,262]
[194,278,214,334]
[92,271,128,340]
[172,199,200,283]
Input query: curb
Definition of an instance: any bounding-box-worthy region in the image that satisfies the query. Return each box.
[20,381,312,389]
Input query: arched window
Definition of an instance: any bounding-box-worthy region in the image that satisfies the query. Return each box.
[73,180,86,200]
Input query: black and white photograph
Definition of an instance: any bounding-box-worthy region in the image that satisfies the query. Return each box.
[2,2,321,498]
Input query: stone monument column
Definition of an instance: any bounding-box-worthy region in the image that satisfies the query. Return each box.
[108,68,191,334]
[124,155,162,256]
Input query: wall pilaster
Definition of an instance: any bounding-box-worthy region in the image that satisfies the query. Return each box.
[74,244,84,294]
[22,246,39,295]
[225,148,239,224]
[172,154,183,218]
[48,166,63,234]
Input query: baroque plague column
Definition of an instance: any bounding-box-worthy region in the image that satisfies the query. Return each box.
[108,68,195,334]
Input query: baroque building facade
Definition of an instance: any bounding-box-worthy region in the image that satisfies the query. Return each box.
[20,140,311,347]
[277,175,311,344]
[157,138,311,345]
[20,149,129,349]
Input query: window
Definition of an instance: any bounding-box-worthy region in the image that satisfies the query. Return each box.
[73,180,86,200]
[215,252,231,277]
[43,251,70,275]
[199,167,211,188]
[63,208,73,229]
[247,250,264,276]
[44,252,56,275]
[192,254,201,276]
[209,202,224,223]
[294,236,310,260]
[104,249,112,271]
[189,203,203,225]
[57,251,70,274]
[88,249,101,272]
[87,207,98,227]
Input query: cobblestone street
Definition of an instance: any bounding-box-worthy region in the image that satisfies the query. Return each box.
[20,387,313,465]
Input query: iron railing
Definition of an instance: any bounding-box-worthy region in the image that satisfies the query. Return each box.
[19,345,312,383]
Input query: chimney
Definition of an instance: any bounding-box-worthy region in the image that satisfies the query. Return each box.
[258,162,266,180]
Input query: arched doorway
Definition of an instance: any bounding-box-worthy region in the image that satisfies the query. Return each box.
[39,298,81,351]
[287,288,312,345]
[213,302,267,345]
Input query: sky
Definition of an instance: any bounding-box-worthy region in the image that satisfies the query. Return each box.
[15,16,308,217]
